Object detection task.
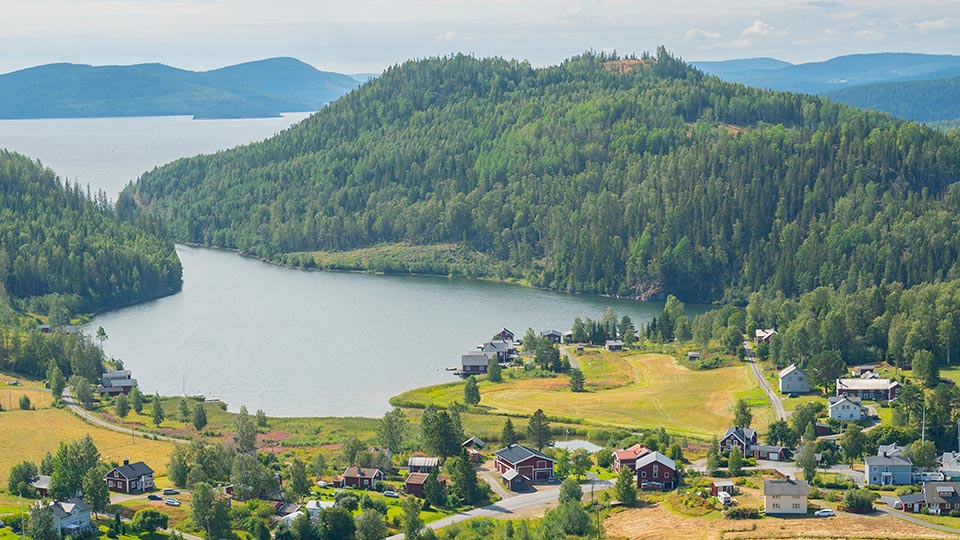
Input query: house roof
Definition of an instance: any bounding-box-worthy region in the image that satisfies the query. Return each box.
[540,330,562,337]
[462,352,491,366]
[501,469,527,481]
[940,452,960,468]
[462,436,486,448]
[613,444,649,461]
[342,467,382,479]
[836,378,899,391]
[755,328,777,339]
[752,445,788,454]
[482,340,514,353]
[305,500,334,511]
[713,480,735,487]
[763,479,808,496]
[30,475,51,490]
[113,461,154,479]
[865,455,912,467]
[722,427,757,444]
[878,443,905,458]
[50,498,90,519]
[924,482,960,505]
[778,364,804,379]
[408,457,440,468]
[605,340,623,347]
[828,395,864,408]
[898,493,925,504]
[634,451,676,471]
[277,503,301,516]
[498,328,514,337]
[406,473,429,485]
[494,443,554,465]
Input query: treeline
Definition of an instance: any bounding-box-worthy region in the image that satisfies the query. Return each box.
[0,150,182,312]
[127,49,960,303]
[826,76,960,123]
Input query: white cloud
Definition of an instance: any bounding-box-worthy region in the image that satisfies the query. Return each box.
[685,27,721,40]
[436,31,457,41]
[913,17,959,30]
[741,20,787,37]
[853,29,885,40]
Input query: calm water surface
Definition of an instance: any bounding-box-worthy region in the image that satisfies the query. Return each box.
[0,114,680,418]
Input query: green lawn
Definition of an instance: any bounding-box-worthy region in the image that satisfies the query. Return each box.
[393,351,767,438]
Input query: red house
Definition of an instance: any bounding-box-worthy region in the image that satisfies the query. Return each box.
[405,473,446,498]
[719,427,758,453]
[104,459,154,494]
[612,444,649,473]
[634,451,676,491]
[494,444,555,481]
[711,480,735,496]
[335,467,382,490]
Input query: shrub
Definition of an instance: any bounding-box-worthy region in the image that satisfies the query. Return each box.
[950,510,960,518]
[842,488,874,511]
[4,514,24,532]
[725,507,760,519]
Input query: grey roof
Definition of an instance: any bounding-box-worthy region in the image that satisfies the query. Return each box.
[462,436,486,448]
[634,451,676,471]
[764,479,808,496]
[752,445,788,453]
[408,457,440,468]
[713,480,735,487]
[501,469,527,481]
[342,466,382,479]
[778,363,804,378]
[722,427,757,444]
[878,443,905,458]
[836,378,899,391]
[828,395,863,407]
[30,475,51,490]
[461,352,490,366]
[482,340,514,353]
[113,461,154,479]
[605,340,623,346]
[865,455,912,467]
[494,443,554,465]
[924,482,960,505]
[50,498,90,519]
[540,330,562,337]
[899,493,925,504]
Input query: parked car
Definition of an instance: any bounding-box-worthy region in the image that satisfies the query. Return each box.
[787,393,798,398]
[382,491,399,498]
[165,498,181,507]
[162,488,180,495]
[317,481,329,488]
[147,494,162,501]
[814,509,834,517]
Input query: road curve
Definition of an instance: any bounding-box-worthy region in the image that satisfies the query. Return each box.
[62,387,185,444]
[743,341,786,421]
[559,346,582,370]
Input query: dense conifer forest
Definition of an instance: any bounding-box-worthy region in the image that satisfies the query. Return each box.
[125,49,960,304]
[0,150,182,313]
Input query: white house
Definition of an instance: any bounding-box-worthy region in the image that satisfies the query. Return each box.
[828,395,866,421]
[49,499,92,535]
[778,364,810,394]
[763,479,808,515]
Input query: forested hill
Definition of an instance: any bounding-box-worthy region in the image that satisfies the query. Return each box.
[825,76,960,124]
[0,151,182,312]
[125,50,960,303]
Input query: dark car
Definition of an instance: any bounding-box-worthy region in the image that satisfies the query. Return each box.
[787,393,798,398]
[147,494,162,501]
[162,488,180,495]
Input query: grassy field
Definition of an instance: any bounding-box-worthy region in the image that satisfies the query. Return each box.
[393,349,769,437]
[0,407,174,478]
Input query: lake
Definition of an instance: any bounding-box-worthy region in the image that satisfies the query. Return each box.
[0,115,678,418]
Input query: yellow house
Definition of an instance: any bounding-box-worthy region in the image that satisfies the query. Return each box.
[764,479,808,515]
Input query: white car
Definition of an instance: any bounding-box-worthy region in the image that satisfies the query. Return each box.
[317,481,329,488]
[814,508,834,517]
[165,498,181,507]
[382,491,399,498]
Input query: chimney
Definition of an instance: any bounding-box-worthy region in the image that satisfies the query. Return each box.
[123,458,129,466]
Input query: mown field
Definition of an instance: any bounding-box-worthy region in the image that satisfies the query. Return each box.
[393,349,771,438]
[0,407,174,478]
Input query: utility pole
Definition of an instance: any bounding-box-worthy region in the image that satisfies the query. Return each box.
[922,404,927,445]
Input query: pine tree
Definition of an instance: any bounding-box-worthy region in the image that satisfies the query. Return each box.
[733,399,752,428]
[527,409,552,450]
[130,387,144,414]
[464,376,481,405]
[614,466,637,507]
[487,359,503,382]
[115,394,130,419]
[193,402,208,431]
[151,393,165,426]
[568,369,585,392]
[501,417,521,445]
[178,397,190,422]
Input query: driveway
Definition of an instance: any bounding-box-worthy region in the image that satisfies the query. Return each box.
[62,387,184,443]
[743,341,786,421]
[559,346,581,370]
[386,479,614,539]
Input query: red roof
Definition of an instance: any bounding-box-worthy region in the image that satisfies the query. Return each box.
[615,444,649,461]
[406,473,429,485]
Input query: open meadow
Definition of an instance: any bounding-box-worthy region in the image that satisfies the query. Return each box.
[0,407,174,478]
[393,349,772,438]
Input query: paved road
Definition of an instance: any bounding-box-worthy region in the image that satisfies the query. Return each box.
[62,387,185,444]
[743,341,786,421]
[559,346,581,370]
[386,479,614,539]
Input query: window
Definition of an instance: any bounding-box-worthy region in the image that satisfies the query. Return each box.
[772,503,780,509]
[792,503,800,509]
[641,471,647,478]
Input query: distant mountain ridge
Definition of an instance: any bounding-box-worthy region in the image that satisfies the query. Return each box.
[694,52,960,125]
[0,57,363,119]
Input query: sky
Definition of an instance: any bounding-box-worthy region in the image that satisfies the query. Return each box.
[1,0,959,74]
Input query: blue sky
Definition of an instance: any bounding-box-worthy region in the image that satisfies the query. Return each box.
[1,0,958,74]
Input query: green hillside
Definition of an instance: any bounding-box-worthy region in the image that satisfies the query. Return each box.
[825,76,960,123]
[1,150,182,313]
[124,50,960,304]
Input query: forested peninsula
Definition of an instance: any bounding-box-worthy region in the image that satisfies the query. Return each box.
[125,50,960,304]
[0,150,182,314]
